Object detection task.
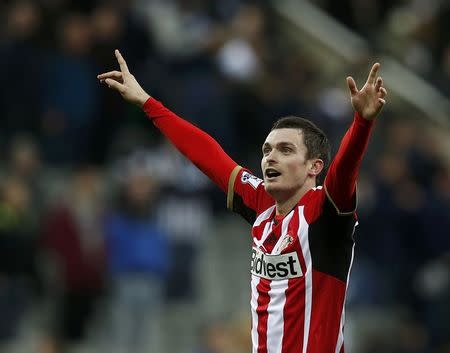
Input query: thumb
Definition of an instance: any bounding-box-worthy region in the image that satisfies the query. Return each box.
[346,76,358,96]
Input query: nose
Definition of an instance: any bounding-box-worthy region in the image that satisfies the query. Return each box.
[265,149,278,164]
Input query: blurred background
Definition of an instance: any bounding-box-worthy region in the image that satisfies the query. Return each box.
[0,0,449,352]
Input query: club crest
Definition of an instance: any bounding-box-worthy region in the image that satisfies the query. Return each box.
[272,234,294,254]
[277,234,294,253]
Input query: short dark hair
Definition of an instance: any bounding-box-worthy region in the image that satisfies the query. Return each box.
[271,116,330,184]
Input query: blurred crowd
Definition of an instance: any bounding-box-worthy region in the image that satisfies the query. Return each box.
[0,0,449,353]
[319,0,450,96]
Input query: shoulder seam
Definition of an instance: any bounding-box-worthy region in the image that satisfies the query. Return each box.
[323,183,357,216]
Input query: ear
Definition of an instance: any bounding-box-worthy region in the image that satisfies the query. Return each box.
[308,159,324,177]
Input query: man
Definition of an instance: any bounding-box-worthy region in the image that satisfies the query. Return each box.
[98,49,387,353]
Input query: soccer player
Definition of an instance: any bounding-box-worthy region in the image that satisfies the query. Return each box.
[98,49,387,353]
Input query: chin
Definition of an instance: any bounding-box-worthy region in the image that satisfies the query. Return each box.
[264,182,286,197]
[264,180,303,200]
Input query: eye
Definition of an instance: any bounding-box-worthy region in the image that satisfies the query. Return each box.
[281,147,292,154]
[263,147,271,155]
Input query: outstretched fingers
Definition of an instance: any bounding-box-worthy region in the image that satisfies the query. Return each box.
[97,71,123,82]
[346,76,358,96]
[115,49,130,74]
[367,63,380,85]
[104,78,125,93]
[375,77,383,91]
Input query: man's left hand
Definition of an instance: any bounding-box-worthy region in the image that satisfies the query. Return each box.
[347,63,387,121]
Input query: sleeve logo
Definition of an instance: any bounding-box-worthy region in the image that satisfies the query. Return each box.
[241,171,263,190]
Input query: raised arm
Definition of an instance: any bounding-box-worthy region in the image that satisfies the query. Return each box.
[97,50,237,192]
[324,63,387,213]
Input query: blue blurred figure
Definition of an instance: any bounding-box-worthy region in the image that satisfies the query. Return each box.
[104,153,169,353]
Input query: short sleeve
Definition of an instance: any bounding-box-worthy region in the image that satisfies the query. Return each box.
[226,166,273,224]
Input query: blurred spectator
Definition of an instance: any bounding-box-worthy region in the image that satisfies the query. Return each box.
[0,134,43,345]
[0,175,37,341]
[216,4,267,83]
[0,1,43,140]
[350,117,450,351]
[415,165,450,350]
[134,0,239,155]
[194,313,251,353]
[433,43,450,98]
[40,12,100,165]
[89,2,155,164]
[104,154,169,353]
[153,143,212,301]
[40,167,105,351]
[194,318,231,353]
[5,134,45,213]
[136,0,216,59]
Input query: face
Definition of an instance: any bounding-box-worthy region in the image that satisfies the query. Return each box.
[124,173,159,210]
[261,128,318,200]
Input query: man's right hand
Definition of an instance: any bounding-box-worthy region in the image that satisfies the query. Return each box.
[97,49,150,107]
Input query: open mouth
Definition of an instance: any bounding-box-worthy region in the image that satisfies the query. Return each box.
[265,168,281,180]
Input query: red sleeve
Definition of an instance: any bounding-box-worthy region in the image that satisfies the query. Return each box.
[143,97,238,193]
[324,112,375,214]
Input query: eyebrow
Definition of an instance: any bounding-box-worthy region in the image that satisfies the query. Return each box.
[262,141,297,149]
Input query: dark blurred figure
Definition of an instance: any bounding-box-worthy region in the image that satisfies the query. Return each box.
[6,134,45,211]
[357,120,429,302]
[350,118,450,352]
[154,143,212,302]
[0,175,37,341]
[0,1,43,140]
[104,153,169,353]
[319,0,398,39]
[0,134,43,346]
[135,0,237,156]
[0,135,43,346]
[40,167,105,352]
[216,3,270,157]
[415,164,450,351]
[89,1,155,164]
[433,43,450,98]
[40,11,100,165]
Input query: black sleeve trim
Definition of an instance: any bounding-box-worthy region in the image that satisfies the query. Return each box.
[231,194,257,225]
[227,165,242,210]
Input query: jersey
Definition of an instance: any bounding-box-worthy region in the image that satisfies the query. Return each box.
[228,167,357,353]
[143,97,375,353]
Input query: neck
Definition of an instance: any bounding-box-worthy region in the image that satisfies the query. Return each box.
[274,180,316,216]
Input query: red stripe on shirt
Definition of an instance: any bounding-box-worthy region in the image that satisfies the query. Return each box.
[307,271,346,353]
[257,279,271,353]
[282,278,306,353]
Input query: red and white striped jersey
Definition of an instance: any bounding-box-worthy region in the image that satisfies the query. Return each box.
[144,97,374,352]
[227,167,357,353]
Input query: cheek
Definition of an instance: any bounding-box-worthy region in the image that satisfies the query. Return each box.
[285,160,307,182]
